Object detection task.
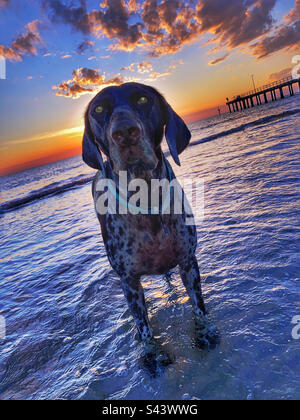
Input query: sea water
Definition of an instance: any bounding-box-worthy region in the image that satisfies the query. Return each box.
[0,94,299,400]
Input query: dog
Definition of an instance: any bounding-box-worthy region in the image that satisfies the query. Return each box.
[82,82,218,365]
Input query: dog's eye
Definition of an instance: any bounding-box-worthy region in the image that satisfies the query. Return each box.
[95,105,104,114]
[137,96,148,105]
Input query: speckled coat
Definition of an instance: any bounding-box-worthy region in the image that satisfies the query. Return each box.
[82,82,217,348]
[92,159,206,342]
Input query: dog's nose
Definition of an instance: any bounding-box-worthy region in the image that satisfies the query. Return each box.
[111,122,141,145]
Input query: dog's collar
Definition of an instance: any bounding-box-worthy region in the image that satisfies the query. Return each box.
[102,157,173,215]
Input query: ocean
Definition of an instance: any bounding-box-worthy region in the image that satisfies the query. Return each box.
[0,94,300,400]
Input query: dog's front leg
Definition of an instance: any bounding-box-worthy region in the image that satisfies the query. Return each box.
[179,255,220,349]
[121,276,172,375]
[121,276,153,341]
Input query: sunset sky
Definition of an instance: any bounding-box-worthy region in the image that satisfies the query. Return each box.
[0,0,299,176]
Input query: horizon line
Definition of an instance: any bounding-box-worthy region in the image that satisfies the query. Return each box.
[0,105,226,177]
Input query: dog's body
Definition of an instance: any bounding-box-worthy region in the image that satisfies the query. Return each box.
[83,83,218,357]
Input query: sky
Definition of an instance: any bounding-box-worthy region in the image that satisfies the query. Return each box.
[0,0,299,176]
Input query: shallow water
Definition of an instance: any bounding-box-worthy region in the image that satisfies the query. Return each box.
[0,95,300,400]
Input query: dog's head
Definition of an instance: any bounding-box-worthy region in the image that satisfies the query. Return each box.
[82,82,191,175]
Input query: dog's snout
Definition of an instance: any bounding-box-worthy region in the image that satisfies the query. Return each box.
[111,121,141,145]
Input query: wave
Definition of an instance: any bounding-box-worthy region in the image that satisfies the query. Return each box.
[191,109,300,146]
[0,174,94,214]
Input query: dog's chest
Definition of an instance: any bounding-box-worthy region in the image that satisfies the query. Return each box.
[103,213,194,276]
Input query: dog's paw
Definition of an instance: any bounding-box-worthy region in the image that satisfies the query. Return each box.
[194,316,220,350]
[142,339,173,377]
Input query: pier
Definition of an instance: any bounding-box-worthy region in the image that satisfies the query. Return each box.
[226,75,300,113]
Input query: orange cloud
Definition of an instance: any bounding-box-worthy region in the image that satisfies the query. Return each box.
[53,67,124,98]
[145,70,171,81]
[0,45,22,61]
[121,61,153,73]
[54,57,185,99]
[285,0,300,22]
[0,20,43,62]
[137,61,153,73]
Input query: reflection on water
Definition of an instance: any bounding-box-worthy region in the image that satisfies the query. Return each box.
[0,95,300,400]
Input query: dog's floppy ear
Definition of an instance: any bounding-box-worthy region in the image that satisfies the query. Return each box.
[162,98,191,166]
[82,108,104,170]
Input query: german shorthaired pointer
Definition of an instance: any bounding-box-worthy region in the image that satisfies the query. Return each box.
[82,82,218,367]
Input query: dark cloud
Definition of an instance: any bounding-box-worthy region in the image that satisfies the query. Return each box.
[43,0,199,55]
[0,20,42,61]
[12,20,42,54]
[142,0,160,35]
[141,0,201,56]
[77,40,94,54]
[209,52,230,65]
[142,0,277,56]
[250,0,300,59]
[40,0,295,61]
[159,0,181,28]
[42,0,93,34]
[232,0,276,46]
[195,0,276,48]
[93,0,143,51]
[250,20,300,59]
[53,67,124,98]
[43,0,143,50]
